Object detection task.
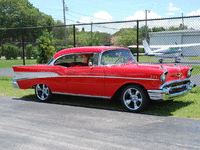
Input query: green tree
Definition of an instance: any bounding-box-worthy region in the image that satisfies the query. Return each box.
[168,24,188,31]
[85,33,100,46]
[112,28,137,47]
[52,20,65,40]
[94,31,111,46]
[25,44,33,59]
[36,30,56,64]
[152,27,166,32]
[3,43,19,59]
[0,0,54,42]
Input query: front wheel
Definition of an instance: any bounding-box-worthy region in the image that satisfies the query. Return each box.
[121,85,149,113]
[35,84,52,102]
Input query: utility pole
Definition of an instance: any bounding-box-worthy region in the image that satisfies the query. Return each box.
[145,10,150,38]
[63,0,67,47]
[182,13,184,30]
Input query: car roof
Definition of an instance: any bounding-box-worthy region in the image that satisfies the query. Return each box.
[54,46,129,59]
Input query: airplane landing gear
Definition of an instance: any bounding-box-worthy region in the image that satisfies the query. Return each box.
[175,58,181,63]
[158,58,163,63]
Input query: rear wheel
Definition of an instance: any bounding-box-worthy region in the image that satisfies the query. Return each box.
[121,85,149,113]
[35,84,52,102]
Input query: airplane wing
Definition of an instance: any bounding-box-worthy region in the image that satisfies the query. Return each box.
[128,45,144,48]
[128,43,200,48]
[160,43,200,48]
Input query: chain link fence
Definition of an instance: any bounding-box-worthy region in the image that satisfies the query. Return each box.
[0,16,200,69]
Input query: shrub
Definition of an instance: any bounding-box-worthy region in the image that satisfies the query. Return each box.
[129,48,144,54]
[67,45,74,48]
[36,30,56,64]
[86,37,100,46]
[32,47,38,59]
[55,45,67,52]
[26,44,33,59]
[3,43,19,59]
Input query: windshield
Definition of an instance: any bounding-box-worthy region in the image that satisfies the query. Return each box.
[101,49,136,65]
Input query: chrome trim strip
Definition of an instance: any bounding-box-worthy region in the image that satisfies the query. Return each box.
[14,72,60,81]
[14,71,159,81]
[62,76,159,81]
[52,92,111,99]
[106,76,158,80]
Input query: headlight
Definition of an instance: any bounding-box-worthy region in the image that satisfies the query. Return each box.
[187,68,193,78]
[160,71,168,83]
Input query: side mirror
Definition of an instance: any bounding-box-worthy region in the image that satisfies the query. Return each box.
[88,62,92,66]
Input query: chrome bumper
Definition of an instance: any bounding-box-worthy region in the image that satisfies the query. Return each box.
[147,79,196,101]
[11,77,20,89]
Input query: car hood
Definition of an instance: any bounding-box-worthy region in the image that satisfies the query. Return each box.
[133,63,190,81]
[108,63,190,81]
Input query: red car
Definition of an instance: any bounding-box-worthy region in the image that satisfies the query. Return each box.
[12,46,196,112]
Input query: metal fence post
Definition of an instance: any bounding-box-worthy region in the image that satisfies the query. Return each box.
[137,20,139,62]
[21,28,25,65]
[91,22,93,39]
[73,24,76,47]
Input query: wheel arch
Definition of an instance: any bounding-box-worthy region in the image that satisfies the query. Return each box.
[111,83,149,100]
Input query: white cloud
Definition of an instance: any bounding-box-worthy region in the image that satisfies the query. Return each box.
[77,11,113,32]
[169,3,180,11]
[166,12,175,16]
[187,9,200,16]
[78,11,112,24]
[93,11,112,21]
[124,10,161,21]
[79,16,91,23]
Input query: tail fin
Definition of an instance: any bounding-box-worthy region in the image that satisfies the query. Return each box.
[142,39,152,54]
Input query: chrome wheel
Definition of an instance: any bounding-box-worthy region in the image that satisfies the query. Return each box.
[121,85,148,112]
[35,84,52,101]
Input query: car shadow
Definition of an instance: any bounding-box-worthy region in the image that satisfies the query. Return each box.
[12,93,194,117]
[145,100,193,116]
[12,94,125,112]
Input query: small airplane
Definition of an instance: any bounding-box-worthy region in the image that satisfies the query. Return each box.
[128,39,200,63]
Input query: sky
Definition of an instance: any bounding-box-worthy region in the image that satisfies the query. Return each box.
[28,0,200,24]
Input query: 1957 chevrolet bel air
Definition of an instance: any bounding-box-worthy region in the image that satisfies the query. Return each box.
[12,46,196,112]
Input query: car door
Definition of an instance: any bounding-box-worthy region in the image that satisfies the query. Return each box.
[66,66,105,97]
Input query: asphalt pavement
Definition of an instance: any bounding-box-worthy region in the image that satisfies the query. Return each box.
[0,68,15,77]
[0,95,200,150]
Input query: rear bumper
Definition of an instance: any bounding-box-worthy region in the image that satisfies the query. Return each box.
[11,77,20,89]
[147,79,196,101]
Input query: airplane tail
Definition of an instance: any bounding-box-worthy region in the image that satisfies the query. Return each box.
[142,39,152,54]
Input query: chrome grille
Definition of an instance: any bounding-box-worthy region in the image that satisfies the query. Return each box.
[160,79,191,95]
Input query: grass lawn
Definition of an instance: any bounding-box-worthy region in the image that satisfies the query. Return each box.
[0,59,37,69]
[1,76,199,119]
[188,57,200,60]
[191,66,200,75]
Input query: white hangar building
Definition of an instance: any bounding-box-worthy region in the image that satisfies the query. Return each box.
[149,30,200,56]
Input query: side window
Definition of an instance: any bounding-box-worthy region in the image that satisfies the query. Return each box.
[55,55,74,65]
[101,49,135,65]
[54,54,89,67]
[101,50,115,65]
